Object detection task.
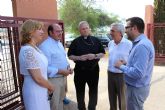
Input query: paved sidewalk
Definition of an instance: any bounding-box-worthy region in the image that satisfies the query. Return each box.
[67,56,165,110]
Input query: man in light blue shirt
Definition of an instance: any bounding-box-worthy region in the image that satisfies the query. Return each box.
[115,17,155,110]
[39,24,73,110]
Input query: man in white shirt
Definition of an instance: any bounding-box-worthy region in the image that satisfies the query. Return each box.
[107,23,132,110]
[39,24,73,110]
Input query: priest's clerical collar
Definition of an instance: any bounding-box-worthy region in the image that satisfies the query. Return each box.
[83,35,90,39]
[84,36,88,39]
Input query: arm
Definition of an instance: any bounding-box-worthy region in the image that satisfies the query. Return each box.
[84,53,105,60]
[58,69,73,76]
[95,53,105,59]
[23,47,55,92]
[68,55,80,61]
[115,45,150,79]
[69,53,104,61]
[28,69,54,92]
[68,54,88,61]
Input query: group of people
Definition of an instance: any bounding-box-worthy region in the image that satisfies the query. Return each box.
[19,20,73,110]
[19,17,155,110]
[107,17,154,110]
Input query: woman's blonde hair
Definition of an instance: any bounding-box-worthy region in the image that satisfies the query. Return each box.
[20,19,44,45]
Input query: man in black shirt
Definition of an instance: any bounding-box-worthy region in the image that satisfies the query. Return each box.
[68,21,105,110]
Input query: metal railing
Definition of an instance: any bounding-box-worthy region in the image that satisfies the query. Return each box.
[146,23,165,64]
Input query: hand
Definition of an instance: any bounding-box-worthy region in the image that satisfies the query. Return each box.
[63,70,71,76]
[58,69,70,76]
[48,92,53,100]
[69,68,73,74]
[115,60,125,68]
[48,83,55,93]
[121,60,126,65]
[86,54,95,60]
[48,87,54,100]
[67,65,73,74]
[79,55,88,61]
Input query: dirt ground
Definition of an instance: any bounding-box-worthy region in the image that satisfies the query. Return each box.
[66,54,165,110]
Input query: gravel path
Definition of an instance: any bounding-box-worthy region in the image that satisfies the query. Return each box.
[66,55,165,110]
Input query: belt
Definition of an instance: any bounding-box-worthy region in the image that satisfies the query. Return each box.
[49,76,64,79]
[108,71,123,74]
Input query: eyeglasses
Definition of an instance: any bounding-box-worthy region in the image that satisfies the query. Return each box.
[125,26,132,29]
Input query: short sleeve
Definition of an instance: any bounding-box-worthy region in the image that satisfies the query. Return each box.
[23,48,40,69]
[67,39,77,56]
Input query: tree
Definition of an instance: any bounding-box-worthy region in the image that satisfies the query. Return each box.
[153,0,165,55]
[58,0,119,35]
[98,12,119,27]
[154,0,165,22]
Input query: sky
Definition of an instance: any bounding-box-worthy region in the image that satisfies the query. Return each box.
[96,0,154,20]
[0,0,13,16]
[0,0,154,20]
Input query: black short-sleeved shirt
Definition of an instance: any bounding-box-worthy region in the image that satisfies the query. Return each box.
[68,35,105,70]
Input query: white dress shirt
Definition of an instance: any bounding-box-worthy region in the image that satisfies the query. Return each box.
[108,37,132,73]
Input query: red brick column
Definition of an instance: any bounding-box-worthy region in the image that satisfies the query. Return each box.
[12,0,58,19]
[144,5,154,42]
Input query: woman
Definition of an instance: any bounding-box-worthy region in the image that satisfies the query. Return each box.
[19,19,54,110]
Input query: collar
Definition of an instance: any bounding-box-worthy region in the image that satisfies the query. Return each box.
[133,34,145,43]
[81,35,91,39]
[112,37,125,45]
[48,36,60,43]
[120,37,126,43]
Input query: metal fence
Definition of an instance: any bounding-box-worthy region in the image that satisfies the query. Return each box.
[146,23,165,64]
[0,16,64,110]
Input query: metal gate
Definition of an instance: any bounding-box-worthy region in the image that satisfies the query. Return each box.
[146,23,165,64]
[0,16,64,110]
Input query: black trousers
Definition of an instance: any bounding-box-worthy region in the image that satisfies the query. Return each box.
[74,68,99,110]
[108,71,126,110]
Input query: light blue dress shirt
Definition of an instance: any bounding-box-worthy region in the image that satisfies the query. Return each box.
[39,37,69,78]
[120,34,155,87]
[108,37,132,73]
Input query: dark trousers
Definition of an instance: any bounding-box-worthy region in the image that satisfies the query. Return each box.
[108,71,126,110]
[74,68,99,110]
